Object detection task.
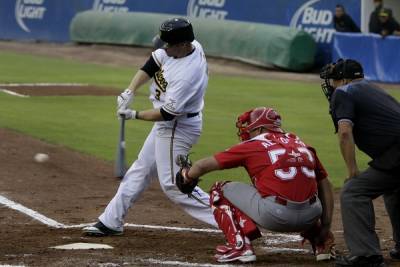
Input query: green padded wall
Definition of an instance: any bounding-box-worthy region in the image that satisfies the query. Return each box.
[70,11,316,71]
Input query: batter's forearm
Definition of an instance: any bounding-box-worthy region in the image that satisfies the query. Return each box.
[188,157,221,179]
[136,108,164,121]
[128,70,151,94]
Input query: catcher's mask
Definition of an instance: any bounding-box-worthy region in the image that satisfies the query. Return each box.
[320,58,364,101]
[236,107,283,141]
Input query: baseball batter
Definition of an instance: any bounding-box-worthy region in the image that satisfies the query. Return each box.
[83,17,216,236]
[175,107,335,263]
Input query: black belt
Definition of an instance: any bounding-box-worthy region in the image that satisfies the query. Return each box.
[187,112,199,118]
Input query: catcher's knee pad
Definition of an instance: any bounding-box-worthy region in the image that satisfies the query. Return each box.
[210,181,261,242]
[209,181,230,205]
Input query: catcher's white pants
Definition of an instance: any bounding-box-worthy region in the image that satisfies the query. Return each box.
[99,119,217,231]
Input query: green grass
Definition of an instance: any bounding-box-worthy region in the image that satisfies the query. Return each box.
[0,51,132,87]
[1,51,400,189]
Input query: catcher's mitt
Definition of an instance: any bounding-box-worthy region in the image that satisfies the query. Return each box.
[175,154,198,194]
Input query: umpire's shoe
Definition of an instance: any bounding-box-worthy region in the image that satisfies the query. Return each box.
[390,247,400,260]
[82,221,123,237]
[335,255,385,267]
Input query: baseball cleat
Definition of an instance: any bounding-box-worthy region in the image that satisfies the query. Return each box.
[316,243,336,261]
[335,255,385,267]
[215,243,233,254]
[215,244,256,263]
[390,247,400,260]
[82,221,123,237]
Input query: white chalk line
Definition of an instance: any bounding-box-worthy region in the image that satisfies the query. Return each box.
[0,265,26,267]
[62,222,302,243]
[0,194,306,258]
[99,260,242,267]
[0,195,65,228]
[263,247,310,253]
[0,89,29,98]
[0,83,88,86]
[139,258,245,267]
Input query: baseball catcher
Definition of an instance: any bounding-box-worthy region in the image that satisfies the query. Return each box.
[176,107,335,263]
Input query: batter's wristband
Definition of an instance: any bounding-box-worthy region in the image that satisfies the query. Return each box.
[135,111,140,119]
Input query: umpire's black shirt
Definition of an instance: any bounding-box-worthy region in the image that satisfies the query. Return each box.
[330,80,400,160]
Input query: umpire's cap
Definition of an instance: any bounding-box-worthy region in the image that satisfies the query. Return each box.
[320,58,364,80]
[159,18,195,45]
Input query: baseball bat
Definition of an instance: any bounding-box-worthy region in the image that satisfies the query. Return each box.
[114,117,126,178]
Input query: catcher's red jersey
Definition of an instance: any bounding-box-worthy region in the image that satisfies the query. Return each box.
[214,132,328,202]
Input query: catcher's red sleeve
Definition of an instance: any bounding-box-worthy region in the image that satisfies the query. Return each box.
[214,143,248,169]
[308,146,328,181]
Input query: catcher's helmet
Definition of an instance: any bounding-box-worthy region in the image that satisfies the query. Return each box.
[236,107,283,141]
[159,17,195,45]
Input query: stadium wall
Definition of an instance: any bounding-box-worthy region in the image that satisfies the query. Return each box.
[70,11,317,71]
[0,0,361,66]
[333,32,400,83]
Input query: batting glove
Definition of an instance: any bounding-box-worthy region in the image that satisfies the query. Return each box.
[117,108,137,120]
[117,89,134,110]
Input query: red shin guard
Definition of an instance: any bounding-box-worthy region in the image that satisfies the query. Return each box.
[210,182,261,248]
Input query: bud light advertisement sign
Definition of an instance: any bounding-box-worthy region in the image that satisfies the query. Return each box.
[0,0,360,64]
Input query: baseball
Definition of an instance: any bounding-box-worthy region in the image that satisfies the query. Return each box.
[34,153,49,163]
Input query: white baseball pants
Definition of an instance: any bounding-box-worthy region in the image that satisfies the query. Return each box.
[99,119,217,231]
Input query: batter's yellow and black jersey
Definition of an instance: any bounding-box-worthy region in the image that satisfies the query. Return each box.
[147,40,208,119]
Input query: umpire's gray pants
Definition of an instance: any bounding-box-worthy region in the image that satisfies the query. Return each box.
[222,182,322,232]
[341,167,400,256]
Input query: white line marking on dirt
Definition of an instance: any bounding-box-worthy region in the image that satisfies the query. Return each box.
[63,223,92,228]
[265,233,302,242]
[0,265,26,267]
[65,222,221,233]
[0,83,88,86]
[99,263,120,267]
[265,238,298,245]
[140,258,244,267]
[0,194,302,251]
[0,89,29,98]
[262,247,310,253]
[125,223,221,233]
[0,195,65,228]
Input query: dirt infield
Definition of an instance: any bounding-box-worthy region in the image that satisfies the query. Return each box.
[0,84,118,96]
[1,128,399,267]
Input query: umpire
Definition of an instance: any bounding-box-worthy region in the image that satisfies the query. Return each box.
[320,59,400,267]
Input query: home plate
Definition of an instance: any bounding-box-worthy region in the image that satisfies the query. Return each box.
[51,243,113,250]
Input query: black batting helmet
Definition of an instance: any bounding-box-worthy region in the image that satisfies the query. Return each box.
[159,17,195,45]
